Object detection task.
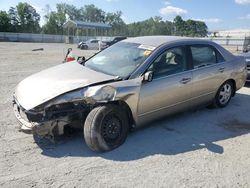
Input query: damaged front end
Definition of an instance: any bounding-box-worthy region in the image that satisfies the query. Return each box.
[13,85,117,137]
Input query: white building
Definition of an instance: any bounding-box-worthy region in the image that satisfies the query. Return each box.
[212,29,250,37]
[207,29,250,52]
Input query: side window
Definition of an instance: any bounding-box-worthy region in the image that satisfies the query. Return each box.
[190,45,224,69]
[148,46,187,78]
[217,51,225,63]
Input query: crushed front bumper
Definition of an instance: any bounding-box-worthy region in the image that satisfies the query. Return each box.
[13,102,37,133]
[13,102,56,136]
[13,99,73,136]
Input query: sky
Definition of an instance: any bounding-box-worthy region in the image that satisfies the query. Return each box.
[1,0,250,31]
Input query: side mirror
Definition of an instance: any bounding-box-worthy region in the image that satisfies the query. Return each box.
[143,71,153,82]
[77,56,86,65]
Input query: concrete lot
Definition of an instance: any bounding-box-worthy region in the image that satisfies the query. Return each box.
[0,42,249,188]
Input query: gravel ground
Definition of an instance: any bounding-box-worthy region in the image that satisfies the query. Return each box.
[0,42,250,188]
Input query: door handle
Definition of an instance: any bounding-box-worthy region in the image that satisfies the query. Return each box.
[180,78,191,84]
[218,67,225,72]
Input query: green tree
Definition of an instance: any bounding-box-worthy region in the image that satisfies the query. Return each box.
[15,2,40,33]
[165,20,174,35]
[8,7,19,32]
[56,3,82,21]
[173,16,186,36]
[182,19,208,37]
[55,4,67,30]
[0,11,11,32]
[126,17,174,37]
[2,2,208,36]
[185,19,196,36]
[173,16,207,37]
[80,4,105,22]
[42,4,67,34]
[42,11,61,34]
[105,11,127,35]
[195,21,208,37]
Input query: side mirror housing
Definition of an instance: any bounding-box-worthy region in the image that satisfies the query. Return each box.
[77,56,86,65]
[143,71,153,82]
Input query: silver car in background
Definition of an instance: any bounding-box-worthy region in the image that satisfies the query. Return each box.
[238,51,250,81]
[13,36,247,152]
[77,39,102,50]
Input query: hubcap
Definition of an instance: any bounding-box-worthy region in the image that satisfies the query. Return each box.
[219,83,232,105]
[101,114,122,144]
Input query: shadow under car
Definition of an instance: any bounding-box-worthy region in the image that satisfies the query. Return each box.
[34,92,250,161]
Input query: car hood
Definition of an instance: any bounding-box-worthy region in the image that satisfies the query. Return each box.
[14,62,115,110]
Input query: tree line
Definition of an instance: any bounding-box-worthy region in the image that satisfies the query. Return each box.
[0,2,208,37]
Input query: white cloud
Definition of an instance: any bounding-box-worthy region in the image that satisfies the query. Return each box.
[239,14,250,19]
[235,0,250,4]
[159,6,187,16]
[164,1,171,5]
[193,18,223,23]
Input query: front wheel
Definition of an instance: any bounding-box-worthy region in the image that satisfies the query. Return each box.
[84,104,129,152]
[214,81,233,108]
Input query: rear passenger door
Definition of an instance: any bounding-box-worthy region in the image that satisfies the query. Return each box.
[189,44,230,104]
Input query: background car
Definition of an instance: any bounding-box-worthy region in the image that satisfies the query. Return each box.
[238,52,250,82]
[77,39,102,50]
[243,44,250,53]
[102,36,127,49]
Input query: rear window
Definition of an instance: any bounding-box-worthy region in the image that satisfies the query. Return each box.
[190,45,225,69]
[91,40,98,43]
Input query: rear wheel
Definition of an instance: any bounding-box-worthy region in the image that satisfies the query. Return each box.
[214,81,233,108]
[80,45,88,50]
[84,104,129,152]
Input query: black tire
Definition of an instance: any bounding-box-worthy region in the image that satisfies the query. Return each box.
[84,104,129,152]
[213,80,233,108]
[80,45,88,50]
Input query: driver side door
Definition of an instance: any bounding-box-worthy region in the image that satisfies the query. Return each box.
[137,46,193,124]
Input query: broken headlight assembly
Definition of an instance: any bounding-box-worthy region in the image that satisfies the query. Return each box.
[84,85,116,102]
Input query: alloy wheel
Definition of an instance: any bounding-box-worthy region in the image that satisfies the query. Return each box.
[219,83,232,105]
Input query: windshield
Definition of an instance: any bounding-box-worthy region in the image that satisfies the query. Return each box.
[85,42,153,78]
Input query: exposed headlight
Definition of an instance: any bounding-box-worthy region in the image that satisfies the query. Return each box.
[85,85,116,102]
[51,88,88,104]
[33,86,117,111]
[34,88,87,111]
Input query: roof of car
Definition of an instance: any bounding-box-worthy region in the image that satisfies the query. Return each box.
[124,36,208,47]
[124,35,235,61]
